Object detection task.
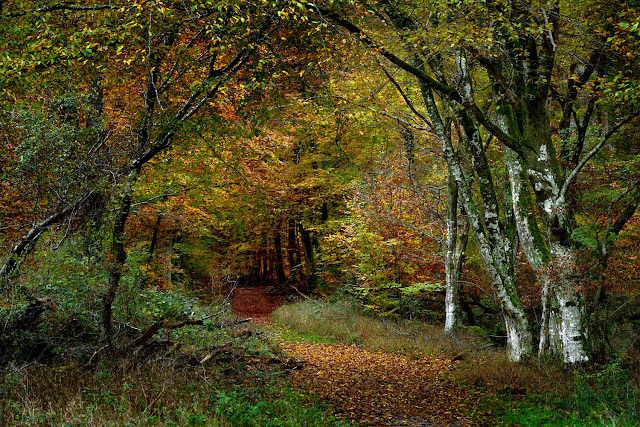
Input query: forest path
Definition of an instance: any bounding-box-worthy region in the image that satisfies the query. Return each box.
[278,340,472,426]
[230,286,286,324]
[230,286,472,426]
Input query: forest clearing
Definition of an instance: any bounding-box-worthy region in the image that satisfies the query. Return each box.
[2,0,640,425]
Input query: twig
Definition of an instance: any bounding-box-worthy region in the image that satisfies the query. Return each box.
[199,343,233,364]
[84,345,108,367]
[288,285,316,302]
[139,381,168,418]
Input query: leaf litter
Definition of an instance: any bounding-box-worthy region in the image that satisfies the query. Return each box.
[278,340,472,426]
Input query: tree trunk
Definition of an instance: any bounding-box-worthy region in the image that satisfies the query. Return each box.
[444,166,468,334]
[501,98,590,364]
[273,221,286,284]
[551,244,590,364]
[164,237,173,287]
[287,219,300,280]
[100,170,137,351]
[148,215,162,258]
[418,76,532,361]
[299,223,317,292]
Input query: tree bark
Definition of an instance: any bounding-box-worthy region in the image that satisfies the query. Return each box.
[273,221,286,284]
[504,146,562,356]
[444,166,468,334]
[299,223,317,292]
[500,97,589,364]
[418,80,533,361]
[287,219,300,280]
[148,215,162,257]
[100,170,137,351]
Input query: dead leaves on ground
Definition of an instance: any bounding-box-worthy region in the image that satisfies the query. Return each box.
[279,341,471,426]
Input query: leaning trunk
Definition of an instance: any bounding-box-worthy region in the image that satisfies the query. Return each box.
[418,79,533,360]
[0,192,95,284]
[100,170,137,351]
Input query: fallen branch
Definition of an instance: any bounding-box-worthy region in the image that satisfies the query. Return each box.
[289,285,316,302]
[129,317,251,350]
[2,296,53,335]
[199,343,233,364]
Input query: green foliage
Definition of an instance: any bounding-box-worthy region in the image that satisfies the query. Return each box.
[571,362,640,424]
[477,362,640,426]
[211,385,349,427]
[135,288,199,319]
[23,238,108,337]
[347,281,443,320]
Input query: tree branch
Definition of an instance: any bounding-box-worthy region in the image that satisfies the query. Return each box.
[312,4,524,153]
[560,110,640,202]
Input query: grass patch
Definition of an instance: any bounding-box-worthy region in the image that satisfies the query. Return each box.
[272,326,338,345]
[453,353,570,395]
[211,383,350,426]
[272,299,486,357]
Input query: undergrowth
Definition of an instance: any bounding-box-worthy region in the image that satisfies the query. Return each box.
[0,325,349,426]
[474,361,640,426]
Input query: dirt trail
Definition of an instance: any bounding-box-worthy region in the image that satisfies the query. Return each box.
[230,286,285,324]
[231,286,471,426]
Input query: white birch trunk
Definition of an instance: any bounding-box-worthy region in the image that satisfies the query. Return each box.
[423,103,532,360]
[504,147,562,356]
[417,54,532,360]
[444,167,467,334]
[444,221,462,334]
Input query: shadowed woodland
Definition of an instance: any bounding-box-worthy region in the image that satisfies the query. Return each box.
[1,0,640,425]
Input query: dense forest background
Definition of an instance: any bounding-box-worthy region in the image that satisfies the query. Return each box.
[1,0,640,425]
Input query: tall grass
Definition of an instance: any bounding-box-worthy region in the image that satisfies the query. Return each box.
[271,299,487,357]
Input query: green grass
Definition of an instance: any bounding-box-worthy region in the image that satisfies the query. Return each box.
[271,298,484,357]
[210,383,350,427]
